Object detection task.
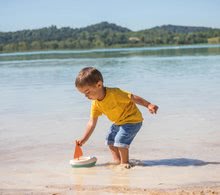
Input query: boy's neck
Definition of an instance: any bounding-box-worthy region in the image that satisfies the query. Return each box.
[97,87,106,101]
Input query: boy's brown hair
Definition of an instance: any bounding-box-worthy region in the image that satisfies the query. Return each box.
[75,67,103,87]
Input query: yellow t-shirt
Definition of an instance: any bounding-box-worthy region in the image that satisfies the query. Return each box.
[90,87,143,125]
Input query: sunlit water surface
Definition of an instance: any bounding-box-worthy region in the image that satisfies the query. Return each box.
[0,45,220,190]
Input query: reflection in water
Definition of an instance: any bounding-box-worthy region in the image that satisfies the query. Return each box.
[70,162,132,188]
[0,44,220,61]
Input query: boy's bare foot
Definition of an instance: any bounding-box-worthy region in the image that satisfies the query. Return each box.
[124,163,131,169]
[128,161,136,167]
[120,163,135,169]
[112,161,120,165]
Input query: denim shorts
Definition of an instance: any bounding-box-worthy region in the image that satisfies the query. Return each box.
[105,122,142,148]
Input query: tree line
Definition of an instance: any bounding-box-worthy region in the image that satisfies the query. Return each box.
[0,22,220,52]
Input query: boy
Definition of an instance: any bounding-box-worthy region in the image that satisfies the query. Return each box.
[75,67,158,168]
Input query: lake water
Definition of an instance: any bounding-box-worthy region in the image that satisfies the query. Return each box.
[0,45,220,191]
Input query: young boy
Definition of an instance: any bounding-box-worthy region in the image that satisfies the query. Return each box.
[75,67,158,168]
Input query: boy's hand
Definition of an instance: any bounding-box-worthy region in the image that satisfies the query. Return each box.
[76,139,84,146]
[147,104,158,114]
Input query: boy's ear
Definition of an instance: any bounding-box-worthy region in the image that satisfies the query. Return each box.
[96,81,103,88]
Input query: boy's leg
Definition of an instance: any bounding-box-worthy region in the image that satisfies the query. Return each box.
[106,124,121,164]
[118,147,133,169]
[109,145,120,164]
[118,147,129,164]
[114,122,142,168]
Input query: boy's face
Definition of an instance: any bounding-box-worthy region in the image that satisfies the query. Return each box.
[77,81,104,100]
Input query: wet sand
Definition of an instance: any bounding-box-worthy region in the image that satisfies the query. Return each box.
[1,157,220,194]
[1,184,220,195]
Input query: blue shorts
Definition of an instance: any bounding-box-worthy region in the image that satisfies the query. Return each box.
[105,122,142,148]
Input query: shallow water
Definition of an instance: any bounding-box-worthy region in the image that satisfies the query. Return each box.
[0,45,220,190]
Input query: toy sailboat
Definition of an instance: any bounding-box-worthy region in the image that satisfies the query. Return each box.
[69,141,97,168]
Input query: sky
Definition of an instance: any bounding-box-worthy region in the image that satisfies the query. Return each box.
[0,0,220,32]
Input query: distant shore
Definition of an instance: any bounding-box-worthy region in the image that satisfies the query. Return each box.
[1,22,220,53]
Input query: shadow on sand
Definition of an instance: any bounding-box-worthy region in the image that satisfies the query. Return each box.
[129,158,220,167]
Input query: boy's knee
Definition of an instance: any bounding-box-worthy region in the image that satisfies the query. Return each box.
[109,145,116,150]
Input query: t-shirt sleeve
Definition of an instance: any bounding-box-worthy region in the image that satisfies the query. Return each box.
[118,88,132,100]
[90,101,102,118]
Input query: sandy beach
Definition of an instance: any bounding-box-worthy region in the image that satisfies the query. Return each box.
[1,181,220,194]
[1,153,220,194]
[1,186,220,195]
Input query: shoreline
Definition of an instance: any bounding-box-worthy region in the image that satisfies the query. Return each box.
[0,43,219,55]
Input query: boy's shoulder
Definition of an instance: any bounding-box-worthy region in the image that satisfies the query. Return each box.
[106,87,124,95]
[106,87,120,92]
[106,87,131,98]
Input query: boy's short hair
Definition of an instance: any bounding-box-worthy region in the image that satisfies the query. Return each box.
[75,67,103,87]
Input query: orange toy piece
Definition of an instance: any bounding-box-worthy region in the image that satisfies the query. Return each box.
[70,141,97,168]
[74,140,83,159]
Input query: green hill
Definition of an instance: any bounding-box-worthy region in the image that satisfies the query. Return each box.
[0,22,220,52]
[150,24,215,34]
[0,22,130,45]
[80,21,131,33]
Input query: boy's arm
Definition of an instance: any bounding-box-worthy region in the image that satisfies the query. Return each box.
[77,117,98,146]
[131,94,158,114]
